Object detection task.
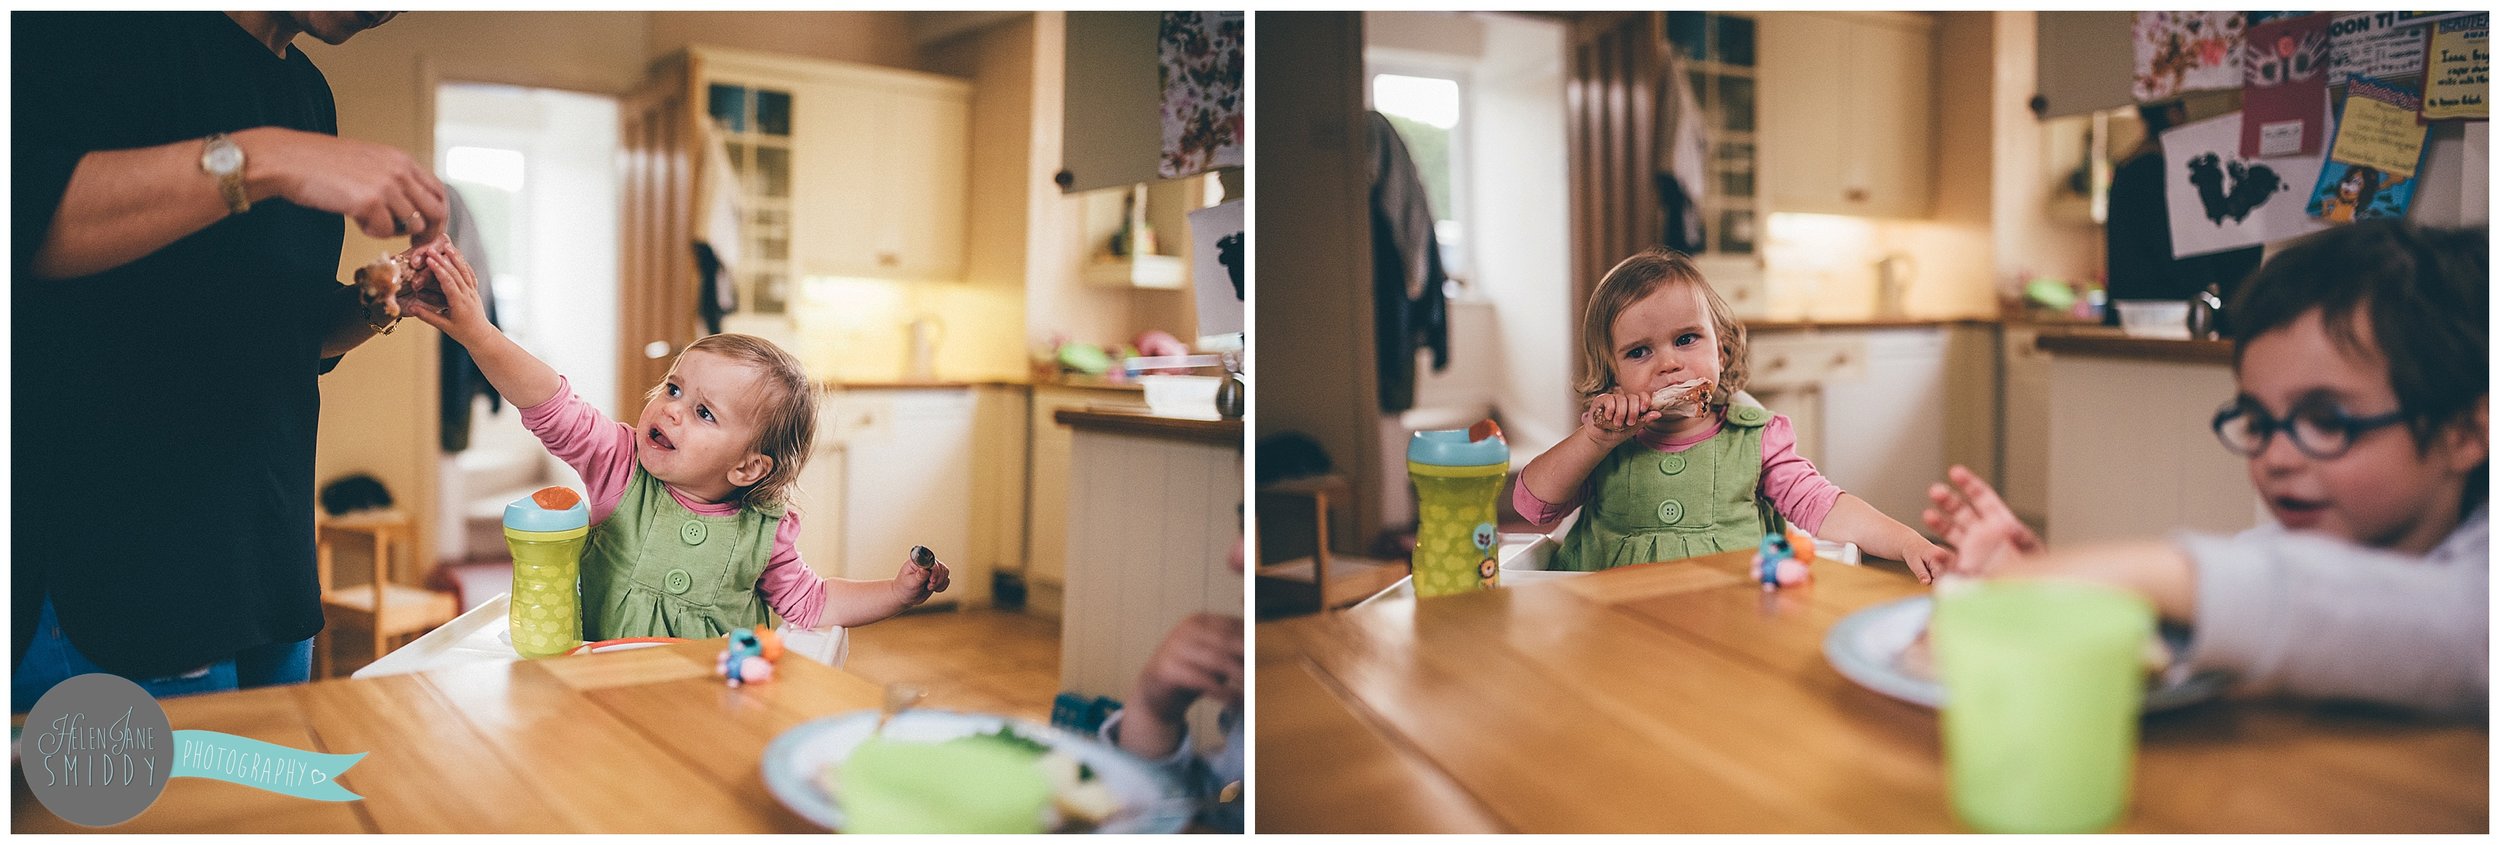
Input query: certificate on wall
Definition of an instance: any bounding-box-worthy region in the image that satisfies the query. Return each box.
[2424,14,2489,120]
[1159,11,1244,179]
[2161,110,2330,257]
[1188,199,1244,346]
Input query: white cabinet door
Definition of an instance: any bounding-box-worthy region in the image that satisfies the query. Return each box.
[791,77,880,280]
[818,390,976,605]
[876,86,970,281]
[1758,12,1936,218]
[1815,329,1949,530]
[787,67,971,281]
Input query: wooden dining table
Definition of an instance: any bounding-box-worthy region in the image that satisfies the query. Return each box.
[1256,550,2488,833]
[13,641,883,833]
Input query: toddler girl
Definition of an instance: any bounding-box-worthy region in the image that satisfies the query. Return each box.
[1516,249,1951,578]
[405,241,948,641]
[1926,220,2485,713]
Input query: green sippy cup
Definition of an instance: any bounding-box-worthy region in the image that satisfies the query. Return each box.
[1407,421,1510,598]
[505,487,589,658]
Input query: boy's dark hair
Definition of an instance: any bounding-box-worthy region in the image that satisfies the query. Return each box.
[2229,220,2489,505]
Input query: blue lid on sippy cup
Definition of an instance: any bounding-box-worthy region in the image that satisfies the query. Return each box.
[504,487,590,532]
[1407,423,1509,468]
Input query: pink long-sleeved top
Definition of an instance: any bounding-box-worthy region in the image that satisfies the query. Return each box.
[1513,411,1846,533]
[517,377,829,628]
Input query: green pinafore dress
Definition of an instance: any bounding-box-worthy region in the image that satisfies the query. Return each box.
[1552,404,1783,571]
[581,465,782,640]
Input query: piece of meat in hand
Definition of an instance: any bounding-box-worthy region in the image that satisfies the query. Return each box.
[353,253,407,319]
[1648,377,1715,418]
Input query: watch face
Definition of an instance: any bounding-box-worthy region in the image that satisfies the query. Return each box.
[203,141,242,174]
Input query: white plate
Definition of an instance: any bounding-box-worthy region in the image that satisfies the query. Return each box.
[1822,596,2232,712]
[759,709,1195,833]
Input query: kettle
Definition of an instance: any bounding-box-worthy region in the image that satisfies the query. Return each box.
[906,315,944,381]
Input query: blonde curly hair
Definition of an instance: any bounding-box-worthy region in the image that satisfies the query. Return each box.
[1573,248,1749,405]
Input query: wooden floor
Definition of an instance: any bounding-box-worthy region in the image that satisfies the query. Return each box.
[841,605,1065,726]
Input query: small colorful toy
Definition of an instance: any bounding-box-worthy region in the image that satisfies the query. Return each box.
[717,627,782,687]
[1753,528,1816,590]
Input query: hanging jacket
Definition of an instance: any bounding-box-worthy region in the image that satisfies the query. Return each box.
[1366,110,1449,413]
[440,183,502,452]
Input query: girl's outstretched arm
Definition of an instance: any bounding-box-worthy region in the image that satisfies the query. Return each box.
[1817,493,1953,583]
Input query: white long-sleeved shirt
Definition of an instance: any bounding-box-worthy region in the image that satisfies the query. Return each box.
[2175,504,2489,714]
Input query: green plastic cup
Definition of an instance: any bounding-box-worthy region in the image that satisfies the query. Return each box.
[1932,580,2154,833]
[504,489,589,659]
[1407,424,1509,599]
[839,737,1050,833]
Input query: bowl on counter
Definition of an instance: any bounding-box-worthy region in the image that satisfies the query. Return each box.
[2113,300,2192,339]
[1139,375,1221,419]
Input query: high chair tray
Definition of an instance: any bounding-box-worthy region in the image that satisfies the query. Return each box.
[353,593,522,679]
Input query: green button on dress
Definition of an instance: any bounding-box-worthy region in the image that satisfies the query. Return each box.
[581,466,782,640]
[1553,406,1776,571]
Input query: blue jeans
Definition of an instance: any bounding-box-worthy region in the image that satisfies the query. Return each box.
[12,597,312,714]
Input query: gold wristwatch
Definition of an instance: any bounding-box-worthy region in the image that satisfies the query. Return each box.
[200,133,250,215]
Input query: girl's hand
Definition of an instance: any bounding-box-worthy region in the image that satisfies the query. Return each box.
[889,552,951,608]
[401,240,491,341]
[1899,538,1956,584]
[1579,390,1662,447]
[1921,464,2043,576]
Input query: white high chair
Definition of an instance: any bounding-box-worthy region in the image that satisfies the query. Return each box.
[352,594,851,679]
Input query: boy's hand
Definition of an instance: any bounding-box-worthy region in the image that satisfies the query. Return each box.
[889,552,951,608]
[401,240,492,341]
[1580,389,1662,448]
[1922,464,2043,575]
[1136,613,1244,722]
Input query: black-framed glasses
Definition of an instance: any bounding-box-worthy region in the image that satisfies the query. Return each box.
[2212,397,2407,460]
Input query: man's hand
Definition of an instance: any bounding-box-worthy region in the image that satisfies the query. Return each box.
[244,127,448,244]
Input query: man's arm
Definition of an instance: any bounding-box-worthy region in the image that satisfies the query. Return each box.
[316,283,394,359]
[31,127,448,280]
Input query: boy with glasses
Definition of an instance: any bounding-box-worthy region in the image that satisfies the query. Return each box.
[1924,219,2486,714]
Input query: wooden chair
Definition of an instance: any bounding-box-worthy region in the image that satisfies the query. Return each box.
[1254,474,1409,618]
[316,510,459,678]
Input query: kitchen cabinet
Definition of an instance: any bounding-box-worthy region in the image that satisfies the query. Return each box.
[1055,408,1244,701]
[792,69,971,281]
[794,388,980,608]
[1022,383,1143,618]
[2000,325,2052,526]
[1746,325,1994,540]
[692,46,972,285]
[1756,12,1937,219]
[1059,12,1164,193]
[2044,347,2259,544]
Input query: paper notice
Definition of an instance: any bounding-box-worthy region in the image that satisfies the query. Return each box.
[2328,76,2431,179]
[2424,14,2489,120]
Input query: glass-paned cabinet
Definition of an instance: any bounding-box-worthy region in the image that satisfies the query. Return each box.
[1664,11,1758,256]
[707,83,795,313]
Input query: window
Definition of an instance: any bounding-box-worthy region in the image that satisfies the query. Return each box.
[1370,70,1470,286]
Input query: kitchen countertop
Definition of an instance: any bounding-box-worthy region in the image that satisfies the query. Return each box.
[2036,333,2234,364]
[1055,407,1244,448]
[1747,317,2000,332]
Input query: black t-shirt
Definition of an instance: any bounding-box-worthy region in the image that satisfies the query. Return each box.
[14,12,349,678]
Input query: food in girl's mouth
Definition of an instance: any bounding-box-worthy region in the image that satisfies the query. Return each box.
[1648,377,1715,416]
